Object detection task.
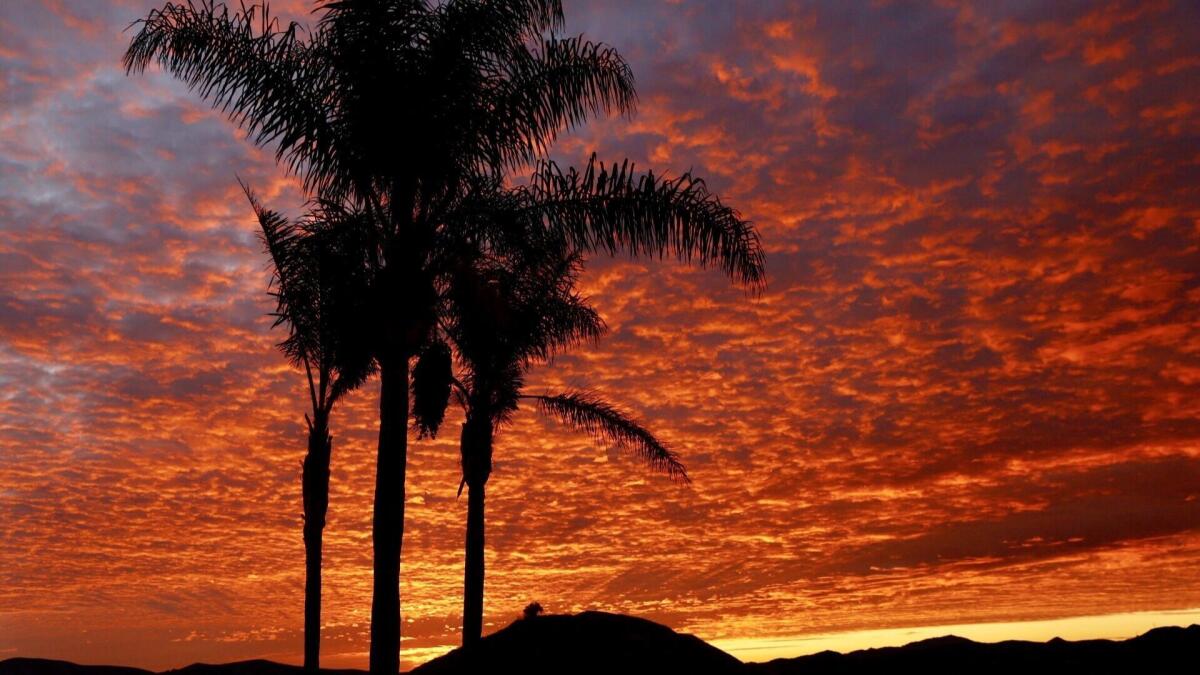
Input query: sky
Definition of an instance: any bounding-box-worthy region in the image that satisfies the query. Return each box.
[1,0,1199,670]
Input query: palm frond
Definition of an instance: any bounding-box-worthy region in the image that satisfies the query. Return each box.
[244,180,376,411]
[518,154,766,290]
[436,0,563,54]
[530,391,689,483]
[444,238,604,377]
[317,0,432,33]
[125,1,339,194]
[300,203,378,406]
[485,34,635,169]
[512,253,604,364]
[524,294,604,363]
[243,179,319,365]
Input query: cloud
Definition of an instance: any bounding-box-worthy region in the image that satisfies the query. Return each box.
[0,0,1198,669]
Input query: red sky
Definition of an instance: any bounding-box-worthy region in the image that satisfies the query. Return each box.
[1,0,1199,670]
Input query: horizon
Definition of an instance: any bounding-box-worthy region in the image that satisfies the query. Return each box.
[2,0,1199,672]
[5,607,1199,670]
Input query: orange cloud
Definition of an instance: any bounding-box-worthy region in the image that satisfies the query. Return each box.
[1,0,1199,670]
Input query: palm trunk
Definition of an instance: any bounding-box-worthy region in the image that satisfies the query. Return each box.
[461,415,492,647]
[370,355,409,675]
[463,478,486,646]
[302,411,332,672]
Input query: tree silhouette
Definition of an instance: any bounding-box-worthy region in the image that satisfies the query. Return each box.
[522,601,544,620]
[244,183,375,671]
[125,2,763,671]
[414,241,688,647]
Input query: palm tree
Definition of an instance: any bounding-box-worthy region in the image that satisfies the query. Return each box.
[125,3,764,671]
[244,184,375,671]
[412,240,688,647]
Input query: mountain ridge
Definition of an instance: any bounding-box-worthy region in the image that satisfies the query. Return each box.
[3,615,1197,675]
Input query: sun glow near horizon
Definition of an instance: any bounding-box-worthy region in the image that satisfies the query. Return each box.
[711,608,1200,664]
[242,608,1200,671]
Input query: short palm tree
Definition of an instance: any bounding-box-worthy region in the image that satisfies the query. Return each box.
[244,183,375,671]
[125,3,763,671]
[414,242,688,647]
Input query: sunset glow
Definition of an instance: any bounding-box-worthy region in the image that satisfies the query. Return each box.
[712,608,1200,663]
[2,0,1199,670]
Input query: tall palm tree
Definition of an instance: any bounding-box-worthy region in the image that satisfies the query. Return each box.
[244,184,375,671]
[413,240,688,647]
[125,3,764,671]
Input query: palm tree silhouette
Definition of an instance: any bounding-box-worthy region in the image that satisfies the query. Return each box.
[422,243,688,648]
[244,183,375,671]
[125,3,763,671]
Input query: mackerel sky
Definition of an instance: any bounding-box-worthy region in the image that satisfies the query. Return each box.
[2,0,1199,669]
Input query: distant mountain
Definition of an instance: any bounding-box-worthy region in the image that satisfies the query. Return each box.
[411,611,743,675]
[745,624,1200,675]
[166,662,361,675]
[0,660,358,675]
[0,659,153,675]
[2,617,1197,675]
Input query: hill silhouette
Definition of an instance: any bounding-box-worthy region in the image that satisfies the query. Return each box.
[746,623,1200,674]
[2,616,1197,675]
[0,660,359,675]
[411,611,742,675]
[0,659,153,675]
